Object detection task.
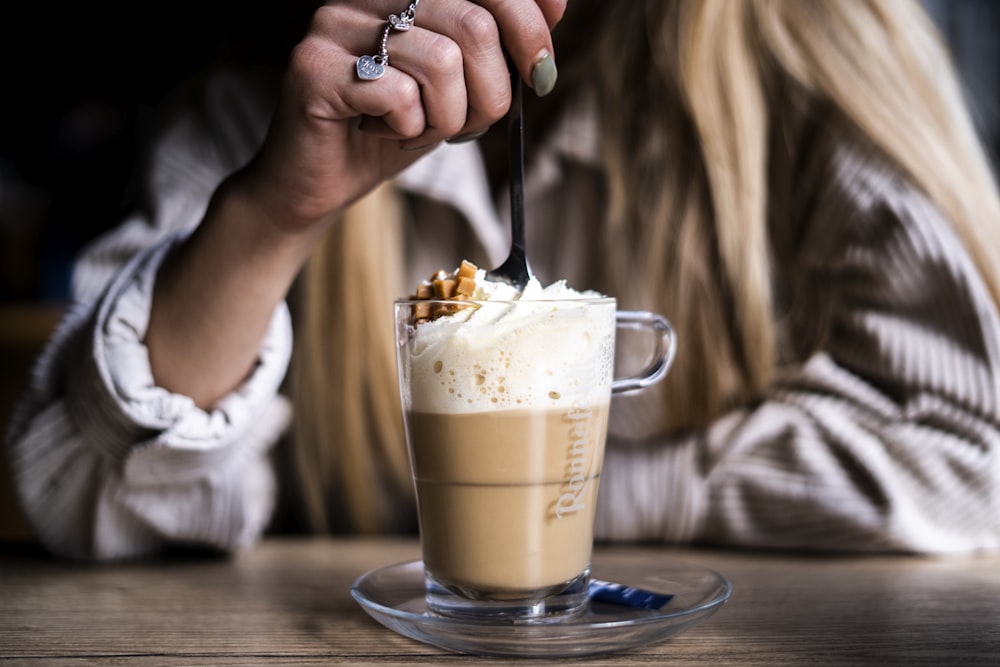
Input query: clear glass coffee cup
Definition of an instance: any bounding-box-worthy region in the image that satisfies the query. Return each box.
[394,296,676,623]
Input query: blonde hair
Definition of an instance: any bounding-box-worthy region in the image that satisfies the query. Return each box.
[292,0,1000,532]
[291,182,412,533]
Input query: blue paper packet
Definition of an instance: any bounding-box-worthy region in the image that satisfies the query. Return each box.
[588,579,674,610]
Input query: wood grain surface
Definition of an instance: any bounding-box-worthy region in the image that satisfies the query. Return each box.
[2,537,999,665]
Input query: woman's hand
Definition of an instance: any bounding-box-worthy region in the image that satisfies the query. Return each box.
[146,0,564,407]
[234,0,566,234]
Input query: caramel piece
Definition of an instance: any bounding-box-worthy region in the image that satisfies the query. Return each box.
[414,301,432,321]
[456,276,476,296]
[433,302,459,319]
[433,278,457,299]
[410,260,480,323]
[458,260,478,279]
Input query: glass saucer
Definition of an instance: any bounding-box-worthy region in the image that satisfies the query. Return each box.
[350,552,732,658]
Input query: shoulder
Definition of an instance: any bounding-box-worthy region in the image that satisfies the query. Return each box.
[771,109,1000,371]
[773,108,951,264]
[144,62,282,174]
[125,63,282,233]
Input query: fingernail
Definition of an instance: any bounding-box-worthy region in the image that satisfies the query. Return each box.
[446,130,487,145]
[531,50,558,97]
[400,141,438,152]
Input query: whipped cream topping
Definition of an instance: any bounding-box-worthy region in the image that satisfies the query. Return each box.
[406,270,615,413]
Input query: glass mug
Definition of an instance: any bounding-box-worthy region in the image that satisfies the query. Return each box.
[394,297,676,622]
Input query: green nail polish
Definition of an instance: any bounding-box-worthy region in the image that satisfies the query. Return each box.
[446,130,487,145]
[531,52,558,97]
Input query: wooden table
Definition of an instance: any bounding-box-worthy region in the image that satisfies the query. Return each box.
[2,536,999,665]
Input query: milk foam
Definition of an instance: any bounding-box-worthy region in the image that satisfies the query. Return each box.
[407,272,616,413]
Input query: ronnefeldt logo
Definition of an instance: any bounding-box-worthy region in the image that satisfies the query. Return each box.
[554,404,594,517]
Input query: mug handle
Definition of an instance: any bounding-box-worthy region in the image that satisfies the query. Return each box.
[611,311,677,395]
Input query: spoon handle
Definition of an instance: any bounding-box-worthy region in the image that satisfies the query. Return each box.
[509,71,526,263]
[485,65,532,287]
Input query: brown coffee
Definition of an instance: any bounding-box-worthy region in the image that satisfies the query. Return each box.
[407,402,610,598]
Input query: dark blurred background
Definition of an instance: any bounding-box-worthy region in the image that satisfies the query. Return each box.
[2,5,213,302]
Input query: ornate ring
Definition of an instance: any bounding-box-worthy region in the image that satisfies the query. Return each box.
[357,0,420,81]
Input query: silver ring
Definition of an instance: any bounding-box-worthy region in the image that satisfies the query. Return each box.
[357,0,420,81]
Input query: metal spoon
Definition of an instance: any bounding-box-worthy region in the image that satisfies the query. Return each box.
[485,69,533,288]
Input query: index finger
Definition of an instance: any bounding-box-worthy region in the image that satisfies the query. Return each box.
[474,0,566,96]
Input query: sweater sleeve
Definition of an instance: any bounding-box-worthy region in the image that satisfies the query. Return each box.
[595,136,1000,554]
[3,66,293,560]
